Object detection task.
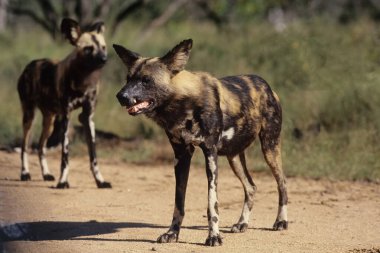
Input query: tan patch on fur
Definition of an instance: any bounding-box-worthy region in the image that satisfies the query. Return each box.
[77,32,106,50]
[273,91,280,103]
[249,88,262,119]
[216,75,254,116]
[218,84,241,115]
[146,57,160,64]
[140,59,172,87]
[264,142,282,169]
[241,75,254,86]
[129,57,148,75]
[170,70,203,98]
[236,117,245,131]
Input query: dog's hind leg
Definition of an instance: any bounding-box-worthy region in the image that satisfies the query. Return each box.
[20,105,35,181]
[38,112,56,181]
[157,139,194,243]
[227,152,257,233]
[259,129,288,230]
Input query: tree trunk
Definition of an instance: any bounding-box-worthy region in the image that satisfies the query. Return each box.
[0,0,7,32]
[137,0,187,43]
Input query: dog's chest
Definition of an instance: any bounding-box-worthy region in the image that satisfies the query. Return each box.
[67,95,87,111]
[168,110,205,145]
[66,85,97,111]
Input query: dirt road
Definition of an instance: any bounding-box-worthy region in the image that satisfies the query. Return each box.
[0,151,379,253]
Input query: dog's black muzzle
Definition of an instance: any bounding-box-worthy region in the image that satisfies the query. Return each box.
[116,90,133,107]
[95,53,107,66]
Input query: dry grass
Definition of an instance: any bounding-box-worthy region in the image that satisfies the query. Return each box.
[0,18,379,181]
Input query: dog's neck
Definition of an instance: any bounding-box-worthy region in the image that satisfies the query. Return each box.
[57,50,103,93]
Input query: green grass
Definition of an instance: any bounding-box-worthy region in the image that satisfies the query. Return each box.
[0,18,379,182]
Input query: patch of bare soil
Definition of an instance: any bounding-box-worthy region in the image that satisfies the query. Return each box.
[0,151,379,253]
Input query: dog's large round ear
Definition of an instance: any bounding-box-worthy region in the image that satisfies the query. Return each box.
[113,44,141,69]
[160,39,193,76]
[61,18,81,46]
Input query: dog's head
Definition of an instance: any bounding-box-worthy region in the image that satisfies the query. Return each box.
[113,39,193,115]
[61,18,107,68]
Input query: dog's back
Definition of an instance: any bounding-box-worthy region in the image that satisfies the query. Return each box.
[18,59,60,111]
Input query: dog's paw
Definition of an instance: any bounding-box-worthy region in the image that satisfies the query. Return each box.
[96,181,112,189]
[157,232,178,243]
[43,174,55,181]
[205,234,223,246]
[273,220,288,231]
[231,223,248,233]
[20,173,31,181]
[56,182,70,189]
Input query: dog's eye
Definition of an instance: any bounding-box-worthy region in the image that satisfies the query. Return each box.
[142,75,151,84]
[83,46,93,55]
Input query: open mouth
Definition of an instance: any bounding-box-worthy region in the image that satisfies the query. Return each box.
[126,100,153,115]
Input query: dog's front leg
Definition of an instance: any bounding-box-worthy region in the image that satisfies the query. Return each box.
[201,144,222,246]
[56,114,70,189]
[79,101,111,188]
[157,139,194,243]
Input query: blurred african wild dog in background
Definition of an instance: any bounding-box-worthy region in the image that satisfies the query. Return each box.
[17,18,111,189]
[113,39,288,246]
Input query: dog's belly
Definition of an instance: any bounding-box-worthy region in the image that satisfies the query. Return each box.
[216,112,261,156]
[170,127,255,155]
[37,93,87,114]
[167,110,259,154]
[217,130,256,156]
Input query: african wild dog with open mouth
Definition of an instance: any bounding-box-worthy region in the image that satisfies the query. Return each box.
[17,18,111,189]
[113,39,288,246]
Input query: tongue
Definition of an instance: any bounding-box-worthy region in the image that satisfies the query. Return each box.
[127,101,150,114]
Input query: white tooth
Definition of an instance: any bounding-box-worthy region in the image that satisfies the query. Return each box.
[132,98,136,104]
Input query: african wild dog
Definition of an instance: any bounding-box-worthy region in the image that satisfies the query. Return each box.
[113,39,288,246]
[17,18,111,189]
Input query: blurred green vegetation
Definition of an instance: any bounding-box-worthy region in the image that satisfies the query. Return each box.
[0,13,379,181]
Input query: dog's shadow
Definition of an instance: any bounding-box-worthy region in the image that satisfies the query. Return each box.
[0,220,166,243]
[1,221,276,244]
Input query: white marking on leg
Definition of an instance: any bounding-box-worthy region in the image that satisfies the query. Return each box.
[207,156,220,236]
[239,203,251,224]
[221,127,235,140]
[59,125,70,183]
[59,166,70,183]
[208,156,217,173]
[21,152,29,174]
[63,136,69,153]
[92,161,104,182]
[39,148,51,175]
[89,119,96,143]
[40,157,49,175]
[277,204,288,221]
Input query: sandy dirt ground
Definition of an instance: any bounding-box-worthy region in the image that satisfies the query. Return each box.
[0,150,379,253]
